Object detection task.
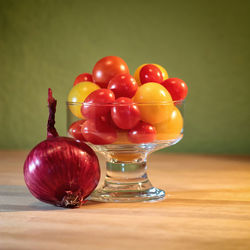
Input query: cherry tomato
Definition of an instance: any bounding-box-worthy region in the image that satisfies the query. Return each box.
[155,107,183,140]
[111,97,140,130]
[92,56,129,88]
[68,82,100,118]
[108,74,138,98]
[153,64,168,80]
[140,64,163,84]
[68,120,86,141]
[81,118,117,145]
[133,82,174,124]
[81,89,115,120]
[161,78,188,101]
[128,121,156,144]
[73,73,93,86]
[134,64,146,85]
[134,64,168,85]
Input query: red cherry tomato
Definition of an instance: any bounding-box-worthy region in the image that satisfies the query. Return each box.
[161,78,188,101]
[108,74,138,98]
[111,97,140,130]
[73,73,93,86]
[128,121,156,144]
[81,118,117,145]
[92,56,129,88]
[81,89,115,120]
[68,120,86,141]
[140,64,163,84]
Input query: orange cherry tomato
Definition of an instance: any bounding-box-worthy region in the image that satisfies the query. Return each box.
[92,56,129,88]
[155,107,183,141]
[133,82,174,124]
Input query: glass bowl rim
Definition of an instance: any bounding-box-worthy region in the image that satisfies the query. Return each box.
[66,99,185,107]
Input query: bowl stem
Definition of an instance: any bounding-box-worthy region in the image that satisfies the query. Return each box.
[89,160,165,202]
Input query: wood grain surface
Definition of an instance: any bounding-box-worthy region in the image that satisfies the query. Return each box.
[0,151,250,250]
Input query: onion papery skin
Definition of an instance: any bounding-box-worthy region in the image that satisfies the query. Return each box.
[23,137,100,208]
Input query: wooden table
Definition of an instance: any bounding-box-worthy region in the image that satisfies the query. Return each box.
[0,151,250,250]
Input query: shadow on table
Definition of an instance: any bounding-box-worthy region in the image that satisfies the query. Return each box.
[0,185,100,212]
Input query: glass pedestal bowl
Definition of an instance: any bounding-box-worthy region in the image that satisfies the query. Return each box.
[67,100,184,203]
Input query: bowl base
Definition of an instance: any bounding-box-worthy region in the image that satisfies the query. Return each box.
[88,187,165,203]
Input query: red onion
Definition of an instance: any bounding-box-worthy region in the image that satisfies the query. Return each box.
[23,89,100,208]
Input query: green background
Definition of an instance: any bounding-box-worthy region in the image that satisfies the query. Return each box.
[0,0,249,154]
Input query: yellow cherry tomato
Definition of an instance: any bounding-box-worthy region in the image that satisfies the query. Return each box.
[67,81,100,118]
[153,64,168,80]
[134,64,146,86]
[133,82,174,124]
[155,107,183,141]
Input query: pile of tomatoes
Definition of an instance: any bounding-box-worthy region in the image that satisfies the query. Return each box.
[67,56,188,145]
